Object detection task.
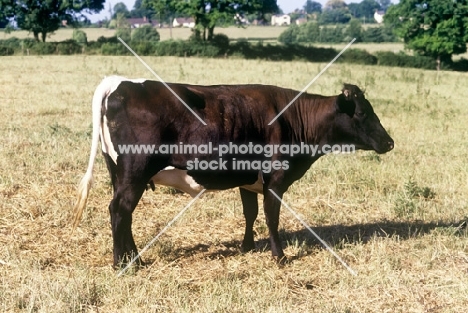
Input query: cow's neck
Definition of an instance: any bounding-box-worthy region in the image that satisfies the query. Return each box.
[282,95,336,146]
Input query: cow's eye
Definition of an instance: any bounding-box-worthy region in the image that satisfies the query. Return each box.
[356,111,366,118]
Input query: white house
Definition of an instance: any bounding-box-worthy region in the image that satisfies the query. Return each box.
[374,10,385,24]
[173,17,195,28]
[271,14,291,26]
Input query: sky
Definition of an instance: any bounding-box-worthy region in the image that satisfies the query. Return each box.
[85,0,334,23]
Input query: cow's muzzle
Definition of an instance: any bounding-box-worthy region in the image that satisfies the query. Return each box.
[375,140,394,154]
[387,141,394,151]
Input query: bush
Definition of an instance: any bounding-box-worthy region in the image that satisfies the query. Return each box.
[131,25,160,42]
[131,41,158,55]
[0,37,22,50]
[278,23,346,44]
[301,45,341,62]
[86,36,119,52]
[230,38,253,57]
[375,51,436,70]
[115,28,131,42]
[22,38,36,49]
[101,42,130,55]
[362,26,398,43]
[345,19,363,42]
[97,36,119,44]
[452,58,468,72]
[278,24,301,44]
[72,29,87,45]
[320,25,345,43]
[339,49,378,65]
[211,34,230,54]
[0,46,14,56]
[56,39,82,55]
[154,40,181,56]
[299,22,320,42]
[31,42,56,55]
[188,41,220,57]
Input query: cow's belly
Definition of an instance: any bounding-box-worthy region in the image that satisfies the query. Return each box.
[150,167,263,197]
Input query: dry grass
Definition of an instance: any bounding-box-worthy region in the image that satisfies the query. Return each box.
[0,55,467,312]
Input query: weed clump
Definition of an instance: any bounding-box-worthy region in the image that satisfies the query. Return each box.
[393,177,435,218]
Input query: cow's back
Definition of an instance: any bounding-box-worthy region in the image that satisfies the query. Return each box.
[105,81,290,189]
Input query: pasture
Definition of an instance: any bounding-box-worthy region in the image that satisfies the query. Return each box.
[0,55,467,312]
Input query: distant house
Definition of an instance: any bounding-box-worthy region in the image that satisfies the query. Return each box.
[173,17,195,28]
[127,17,157,28]
[374,10,385,24]
[271,14,291,26]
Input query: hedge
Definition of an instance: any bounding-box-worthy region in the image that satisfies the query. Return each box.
[0,36,465,72]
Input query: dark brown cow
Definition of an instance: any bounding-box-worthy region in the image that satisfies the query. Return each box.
[73,76,394,267]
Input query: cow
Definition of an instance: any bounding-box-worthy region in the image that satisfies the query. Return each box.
[73,76,394,267]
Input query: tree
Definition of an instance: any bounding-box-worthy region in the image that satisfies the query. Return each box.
[112,2,130,19]
[146,0,279,41]
[278,24,301,44]
[385,0,468,69]
[348,0,380,21]
[132,25,160,42]
[324,0,347,10]
[72,29,88,45]
[130,0,154,18]
[320,0,351,24]
[0,0,105,42]
[377,0,391,11]
[303,0,322,14]
[345,19,363,42]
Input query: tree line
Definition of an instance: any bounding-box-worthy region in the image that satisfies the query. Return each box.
[278,20,397,44]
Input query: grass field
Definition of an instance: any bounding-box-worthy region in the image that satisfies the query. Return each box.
[0,55,467,312]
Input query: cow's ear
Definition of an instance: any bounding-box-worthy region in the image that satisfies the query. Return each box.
[335,93,356,117]
[342,85,353,100]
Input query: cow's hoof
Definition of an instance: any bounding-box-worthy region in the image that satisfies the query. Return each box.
[241,241,255,253]
[114,255,145,273]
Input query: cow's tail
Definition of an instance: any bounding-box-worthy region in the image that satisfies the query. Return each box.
[72,77,117,229]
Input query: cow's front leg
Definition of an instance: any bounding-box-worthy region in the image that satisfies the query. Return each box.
[263,188,285,262]
[109,182,146,268]
[239,188,258,252]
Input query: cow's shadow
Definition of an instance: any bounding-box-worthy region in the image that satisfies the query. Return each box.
[145,219,467,264]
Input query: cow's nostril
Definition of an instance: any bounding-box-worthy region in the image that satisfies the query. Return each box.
[388,142,394,150]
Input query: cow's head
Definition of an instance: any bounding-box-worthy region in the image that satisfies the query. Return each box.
[334,84,394,154]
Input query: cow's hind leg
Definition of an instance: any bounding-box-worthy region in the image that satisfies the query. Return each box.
[109,179,147,268]
[240,188,258,252]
